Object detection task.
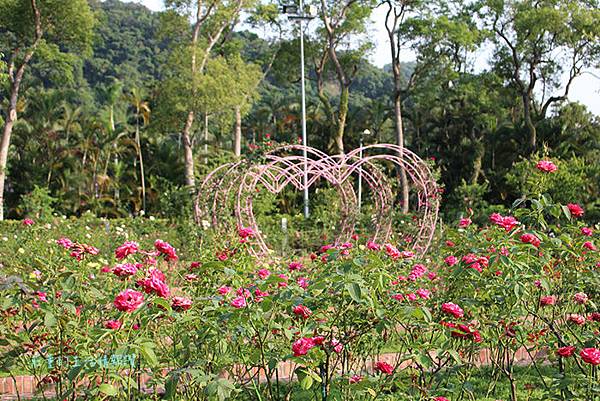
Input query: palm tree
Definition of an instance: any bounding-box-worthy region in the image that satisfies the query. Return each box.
[125,88,150,212]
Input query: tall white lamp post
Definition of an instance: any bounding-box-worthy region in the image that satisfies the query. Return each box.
[283,2,316,218]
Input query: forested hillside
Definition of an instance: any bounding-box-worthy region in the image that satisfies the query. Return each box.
[1,0,599,221]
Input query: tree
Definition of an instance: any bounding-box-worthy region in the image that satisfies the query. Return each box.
[0,0,95,219]
[480,0,600,152]
[314,0,375,154]
[381,0,424,213]
[161,0,249,192]
[125,88,151,212]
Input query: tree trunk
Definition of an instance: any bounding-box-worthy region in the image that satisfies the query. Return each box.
[135,118,146,212]
[522,93,537,152]
[0,0,42,220]
[393,90,410,213]
[0,100,17,221]
[182,110,196,187]
[234,106,242,158]
[330,86,348,155]
[470,138,485,185]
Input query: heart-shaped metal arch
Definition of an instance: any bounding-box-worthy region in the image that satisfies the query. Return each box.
[195,144,439,258]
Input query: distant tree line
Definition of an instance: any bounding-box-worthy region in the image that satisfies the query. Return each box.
[1,0,599,221]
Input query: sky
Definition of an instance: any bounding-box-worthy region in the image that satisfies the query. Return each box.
[126,0,599,116]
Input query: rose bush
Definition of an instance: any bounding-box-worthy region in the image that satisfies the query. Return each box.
[0,163,598,400]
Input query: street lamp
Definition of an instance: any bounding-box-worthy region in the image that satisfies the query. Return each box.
[282,2,316,218]
[358,129,371,213]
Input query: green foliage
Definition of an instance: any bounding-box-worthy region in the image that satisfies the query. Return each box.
[18,185,56,221]
[506,156,600,221]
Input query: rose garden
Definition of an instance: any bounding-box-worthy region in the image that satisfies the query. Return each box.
[0,146,598,401]
[1,0,600,400]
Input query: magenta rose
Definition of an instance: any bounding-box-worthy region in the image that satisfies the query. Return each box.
[171,296,192,312]
[115,241,139,260]
[114,289,144,312]
[441,302,464,318]
[580,348,600,365]
[292,337,315,357]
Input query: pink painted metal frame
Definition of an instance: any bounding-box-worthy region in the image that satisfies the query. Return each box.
[195,144,439,258]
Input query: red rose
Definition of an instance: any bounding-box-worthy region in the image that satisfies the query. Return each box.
[292,305,312,319]
[556,346,576,357]
[374,361,394,375]
[567,203,584,218]
[580,348,600,365]
[520,233,541,248]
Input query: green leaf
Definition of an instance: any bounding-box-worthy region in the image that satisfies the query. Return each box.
[345,283,362,303]
[44,311,57,328]
[152,297,172,312]
[300,374,313,390]
[140,343,158,366]
[68,365,83,381]
[164,373,180,400]
[98,383,118,396]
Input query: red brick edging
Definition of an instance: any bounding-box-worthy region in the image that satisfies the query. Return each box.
[0,347,545,400]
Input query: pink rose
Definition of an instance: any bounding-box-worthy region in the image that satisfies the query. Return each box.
[238,226,255,239]
[374,361,394,375]
[171,296,192,312]
[583,241,596,251]
[441,302,464,318]
[490,213,519,231]
[458,218,472,228]
[257,269,271,279]
[540,295,556,306]
[154,239,178,261]
[22,218,34,226]
[567,314,586,325]
[434,397,450,401]
[366,240,381,251]
[114,289,144,312]
[573,292,588,304]
[349,374,362,384]
[297,277,309,289]
[36,291,48,303]
[115,241,139,260]
[292,305,312,319]
[137,269,170,298]
[384,243,401,259]
[331,338,343,353]
[104,320,122,330]
[444,255,458,266]
[567,203,584,218]
[580,348,600,365]
[416,288,431,299]
[56,237,74,249]
[581,227,593,236]
[218,285,232,295]
[113,263,138,278]
[408,264,427,281]
[288,261,303,271]
[536,160,557,173]
[292,337,315,357]
[231,296,247,308]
